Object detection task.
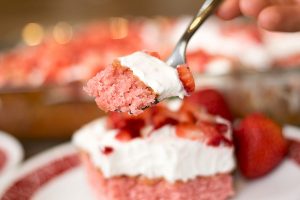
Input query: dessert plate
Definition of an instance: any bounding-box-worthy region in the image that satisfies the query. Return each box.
[0,131,23,182]
[0,143,300,200]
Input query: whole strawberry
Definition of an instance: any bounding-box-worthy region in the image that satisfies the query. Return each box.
[234,113,288,179]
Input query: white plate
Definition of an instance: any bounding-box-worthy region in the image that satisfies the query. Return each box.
[0,143,300,200]
[0,130,23,185]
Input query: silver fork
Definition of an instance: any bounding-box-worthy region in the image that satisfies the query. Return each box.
[166,0,221,68]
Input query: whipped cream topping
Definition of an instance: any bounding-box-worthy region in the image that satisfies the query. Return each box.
[118,51,186,100]
[72,118,235,183]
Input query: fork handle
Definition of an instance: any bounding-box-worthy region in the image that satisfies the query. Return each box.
[167,0,221,67]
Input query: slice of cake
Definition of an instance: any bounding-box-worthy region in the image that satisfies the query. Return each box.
[72,100,235,200]
[84,51,195,115]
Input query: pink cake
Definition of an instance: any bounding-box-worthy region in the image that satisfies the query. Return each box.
[84,51,195,115]
[73,99,235,200]
[84,60,157,114]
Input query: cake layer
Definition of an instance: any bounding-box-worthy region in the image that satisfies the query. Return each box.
[81,152,234,200]
[84,60,157,114]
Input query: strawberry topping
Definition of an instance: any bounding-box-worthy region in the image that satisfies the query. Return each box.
[176,64,195,94]
[102,146,114,155]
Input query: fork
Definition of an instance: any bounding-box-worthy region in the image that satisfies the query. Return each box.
[166,0,221,67]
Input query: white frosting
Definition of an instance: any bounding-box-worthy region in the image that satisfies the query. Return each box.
[72,118,235,183]
[283,125,300,142]
[118,51,186,100]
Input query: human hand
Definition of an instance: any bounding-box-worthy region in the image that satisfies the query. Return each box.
[217,0,300,32]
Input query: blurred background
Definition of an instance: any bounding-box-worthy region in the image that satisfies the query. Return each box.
[0,0,199,50]
[0,0,201,158]
[0,0,300,158]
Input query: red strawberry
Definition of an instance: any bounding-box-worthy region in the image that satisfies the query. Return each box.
[175,122,227,146]
[102,146,114,155]
[107,112,145,131]
[185,89,233,122]
[115,129,137,142]
[150,105,179,129]
[234,113,288,179]
[176,64,195,94]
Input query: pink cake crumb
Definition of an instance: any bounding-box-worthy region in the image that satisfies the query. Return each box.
[289,141,300,166]
[81,153,234,200]
[84,60,157,115]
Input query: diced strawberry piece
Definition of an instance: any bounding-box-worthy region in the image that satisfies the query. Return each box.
[177,110,197,124]
[107,112,145,131]
[102,146,114,155]
[178,100,202,121]
[215,123,229,134]
[152,114,178,129]
[185,89,233,122]
[176,64,195,94]
[234,113,288,179]
[150,105,179,129]
[198,121,228,146]
[115,129,134,142]
[106,112,127,129]
[175,122,227,146]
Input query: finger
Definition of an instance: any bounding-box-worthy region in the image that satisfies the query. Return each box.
[216,0,241,20]
[258,5,300,32]
[240,0,270,18]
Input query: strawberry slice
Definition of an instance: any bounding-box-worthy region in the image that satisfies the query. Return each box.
[185,88,233,122]
[175,122,227,146]
[115,130,132,142]
[176,64,195,94]
[234,113,288,179]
